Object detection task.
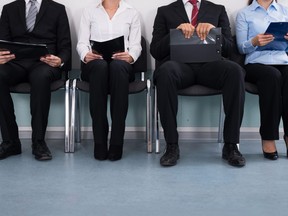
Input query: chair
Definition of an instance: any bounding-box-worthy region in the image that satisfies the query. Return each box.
[230,36,259,95]
[153,81,224,154]
[69,36,152,153]
[8,70,71,152]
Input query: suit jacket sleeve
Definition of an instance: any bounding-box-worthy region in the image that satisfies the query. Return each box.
[150,7,171,63]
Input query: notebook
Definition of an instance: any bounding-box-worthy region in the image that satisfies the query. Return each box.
[170,28,222,63]
[0,40,49,59]
[90,36,125,61]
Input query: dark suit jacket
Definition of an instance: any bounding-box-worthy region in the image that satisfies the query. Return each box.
[150,0,233,65]
[0,0,71,70]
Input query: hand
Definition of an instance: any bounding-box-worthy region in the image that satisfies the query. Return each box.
[195,23,215,40]
[0,50,15,64]
[84,51,103,63]
[176,23,196,38]
[112,51,133,63]
[40,54,62,67]
[251,34,274,47]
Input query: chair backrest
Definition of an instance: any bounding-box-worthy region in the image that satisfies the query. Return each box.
[230,36,258,95]
[132,36,147,73]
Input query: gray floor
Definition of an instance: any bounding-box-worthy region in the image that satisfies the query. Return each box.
[1,139,288,216]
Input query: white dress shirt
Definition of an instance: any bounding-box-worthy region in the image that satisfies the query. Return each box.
[76,0,142,63]
[183,0,201,22]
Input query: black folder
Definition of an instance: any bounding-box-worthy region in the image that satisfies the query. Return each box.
[0,40,49,59]
[90,36,124,61]
[170,28,222,63]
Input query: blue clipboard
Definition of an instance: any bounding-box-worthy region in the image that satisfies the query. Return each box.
[256,22,288,51]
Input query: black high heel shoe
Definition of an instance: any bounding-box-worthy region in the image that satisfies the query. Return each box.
[283,135,288,158]
[262,141,278,160]
[262,151,278,160]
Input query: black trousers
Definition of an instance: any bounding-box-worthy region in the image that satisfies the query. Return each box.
[245,63,288,140]
[154,60,245,144]
[0,60,61,143]
[81,60,134,146]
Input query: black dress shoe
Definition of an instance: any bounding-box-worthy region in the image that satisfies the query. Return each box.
[222,143,245,167]
[32,141,52,161]
[0,140,21,160]
[94,143,108,160]
[160,144,180,166]
[263,151,278,160]
[108,145,123,161]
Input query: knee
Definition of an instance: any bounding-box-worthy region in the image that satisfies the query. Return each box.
[225,61,245,82]
[154,61,178,85]
[109,60,131,79]
[86,60,109,80]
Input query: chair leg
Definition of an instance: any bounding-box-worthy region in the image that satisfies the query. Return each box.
[64,79,70,153]
[146,79,152,153]
[69,79,77,153]
[217,97,224,144]
[75,84,81,143]
[154,87,160,154]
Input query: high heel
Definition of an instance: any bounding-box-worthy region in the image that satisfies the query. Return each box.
[262,140,278,160]
[283,135,288,158]
[262,151,278,160]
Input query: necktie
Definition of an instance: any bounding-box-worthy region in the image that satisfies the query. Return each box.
[26,0,38,32]
[189,0,198,26]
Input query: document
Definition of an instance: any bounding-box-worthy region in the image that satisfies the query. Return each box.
[257,22,288,51]
[90,36,125,61]
[0,40,49,59]
[170,28,222,63]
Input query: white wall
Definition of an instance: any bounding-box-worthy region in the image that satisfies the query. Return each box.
[1,0,288,69]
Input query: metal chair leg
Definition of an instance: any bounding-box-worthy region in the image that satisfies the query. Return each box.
[146,79,152,153]
[154,87,160,154]
[64,79,70,153]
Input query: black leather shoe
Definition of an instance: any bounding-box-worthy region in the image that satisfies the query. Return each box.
[108,145,123,161]
[263,151,278,160]
[0,140,21,160]
[32,141,52,161]
[222,144,245,167]
[160,144,180,166]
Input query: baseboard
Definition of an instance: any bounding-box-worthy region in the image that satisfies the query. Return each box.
[7,126,283,141]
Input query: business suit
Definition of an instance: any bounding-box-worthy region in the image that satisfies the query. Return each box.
[150,0,246,166]
[0,0,71,160]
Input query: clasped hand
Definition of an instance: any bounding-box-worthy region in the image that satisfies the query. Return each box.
[177,23,215,40]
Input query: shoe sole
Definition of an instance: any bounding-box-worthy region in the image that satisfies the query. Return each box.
[222,154,245,167]
[0,151,21,160]
[160,155,180,166]
[33,154,52,161]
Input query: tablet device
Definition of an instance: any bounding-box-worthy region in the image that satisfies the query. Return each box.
[170,28,222,63]
[0,40,49,59]
[90,36,125,61]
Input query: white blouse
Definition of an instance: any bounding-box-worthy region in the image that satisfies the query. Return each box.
[76,1,142,63]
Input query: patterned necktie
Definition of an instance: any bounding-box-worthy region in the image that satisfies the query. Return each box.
[26,0,38,32]
[189,0,198,26]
